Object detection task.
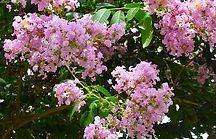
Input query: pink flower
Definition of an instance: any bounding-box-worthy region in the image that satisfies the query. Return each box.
[6,4,12,12]
[84,116,117,139]
[12,0,80,11]
[110,61,174,138]
[196,64,216,85]
[54,80,86,112]
[145,0,216,56]
[4,13,125,80]
[111,61,159,94]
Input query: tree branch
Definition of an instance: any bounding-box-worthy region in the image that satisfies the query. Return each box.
[2,105,70,139]
[173,98,200,107]
[173,51,202,88]
[15,72,23,116]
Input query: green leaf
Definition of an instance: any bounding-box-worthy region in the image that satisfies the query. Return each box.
[0,78,6,84]
[99,108,110,118]
[89,100,98,114]
[140,28,153,48]
[106,96,118,104]
[80,111,94,127]
[59,69,68,81]
[139,13,153,48]
[92,8,111,23]
[0,7,4,18]
[93,85,111,97]
[65,12,73,20]
[126,8,139,22]
[135,9,147,21]
[69,104,76,121]
[96,3,115,9]
[124,3,143,8]
[87,96,98,103]
[111,11,125,24]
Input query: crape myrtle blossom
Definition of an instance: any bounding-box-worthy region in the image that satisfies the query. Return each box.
[145,0,216,56]
[84,61,174,139]
[197,64,210,85]
[54,80,85,112]
[197,64,216,85]
[11,0,80,11]
[3,13,126,80]
[188,0,216,47]
[84,116,118,139]
[112,61,174,138]
[144,0,169,13]
[120,83,173,138]
[157,0,196,57]
[111,61,160,93]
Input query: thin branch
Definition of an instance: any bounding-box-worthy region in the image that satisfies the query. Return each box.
[173,98,200,107]
[66,65,92,93]
[173,51,202,87]
[66,66,115,106]
[15,72,23,116]
[2,105,70,139]
[109,7,130,10]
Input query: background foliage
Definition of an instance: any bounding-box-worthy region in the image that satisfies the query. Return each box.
[0,0,216,138]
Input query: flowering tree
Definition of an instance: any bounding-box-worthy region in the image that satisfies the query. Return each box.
[0,0,216,138]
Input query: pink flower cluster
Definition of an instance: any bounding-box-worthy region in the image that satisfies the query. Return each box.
[3,13,125,80]
[120,83,173,138]
[188,0,216,47]
[54,80,85,112]
[112,61,173,138]
[197,64,216,85]
[156,0,196,56]
[197,64,210,85]
[84,116,118,139]
[111,61,160,93]
[145,0,216,56]
[84,61,174,138]
[11,0,80,11]
[144,0,169,13]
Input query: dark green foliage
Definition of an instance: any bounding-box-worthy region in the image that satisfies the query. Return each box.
[0,0,216,138]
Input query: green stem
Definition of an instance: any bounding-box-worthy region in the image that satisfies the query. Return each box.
[66,66,115,106]
[66,65,91,92]
[109,7,130,11]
